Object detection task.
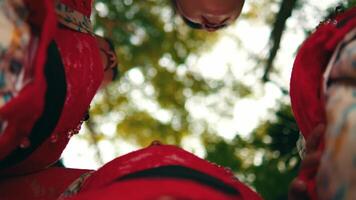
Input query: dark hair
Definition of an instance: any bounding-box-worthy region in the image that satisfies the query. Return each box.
[104,37,120,81]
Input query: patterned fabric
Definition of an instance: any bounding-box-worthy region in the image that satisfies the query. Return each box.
[317,28,356,200]
[58,172,93,199]
[296,132,306,159]
[55,2,94,35]
[0,0,31,108]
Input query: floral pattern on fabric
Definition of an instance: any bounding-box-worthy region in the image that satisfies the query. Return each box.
[317,28,356,200]
[0,0,31,108]
[296,132,306,159]
[56,2,94,35]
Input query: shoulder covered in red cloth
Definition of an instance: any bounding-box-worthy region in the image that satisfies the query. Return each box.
[0,167,91,200]
[68,144,262,200]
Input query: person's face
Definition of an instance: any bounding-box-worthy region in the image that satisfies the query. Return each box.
[174,0,244,31]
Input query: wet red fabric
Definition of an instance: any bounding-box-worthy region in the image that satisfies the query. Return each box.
[0,0,103,176]
[290,7,356,200]
[70,144,262,200]
[0,167,91,200]
[0,0,56,161]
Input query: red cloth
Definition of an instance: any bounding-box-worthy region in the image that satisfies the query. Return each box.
[6,23,104,175]
[69,179,241,200]
[290,7,356,200]
[0,0,103,176]
[0,0,56,161]
[69,144,262,200]
[0,167,91,200]
[0,144,261,200]
[60,0,93,17]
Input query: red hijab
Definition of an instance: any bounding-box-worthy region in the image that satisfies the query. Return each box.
[0,0,56,162]
[68,144,262,200]
[0,0,103,177]
[290,7,356,199]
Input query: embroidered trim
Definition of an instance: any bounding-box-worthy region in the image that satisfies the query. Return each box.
[55,2,94,35]
[58,171,93,199]
[296,132,306,160]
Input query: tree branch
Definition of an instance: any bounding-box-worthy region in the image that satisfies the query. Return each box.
[263,0,298,82]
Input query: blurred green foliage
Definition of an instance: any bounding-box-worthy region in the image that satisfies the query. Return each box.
[204,104,300,200]
[89,0,251,147]
[347,0,356,7]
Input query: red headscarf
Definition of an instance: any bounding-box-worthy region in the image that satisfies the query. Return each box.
[0,0,103,177]
[67,144,262,200]
[0,0,57,161]
[290,7,356,200]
